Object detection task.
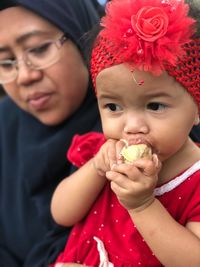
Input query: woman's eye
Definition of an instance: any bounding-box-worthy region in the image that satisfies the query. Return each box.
[105,103,122,112]
[1,63,12,69]
[0,60,14,70]
[147,102,166,111]
[29,42,52,55]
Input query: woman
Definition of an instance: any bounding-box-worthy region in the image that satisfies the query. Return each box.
[0,0,101,266]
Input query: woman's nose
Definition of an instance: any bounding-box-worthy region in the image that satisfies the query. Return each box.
[16,61,42,86]
[123,111,149,135]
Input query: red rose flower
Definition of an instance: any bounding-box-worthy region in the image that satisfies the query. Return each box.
[67,132,106,167]
[131,6,169,42]
[97,0,195,75]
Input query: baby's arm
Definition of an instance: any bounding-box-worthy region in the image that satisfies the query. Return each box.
[51,139,124,227]
[130,200,200,267]
[51,158,105,226]
[107,160,200,266]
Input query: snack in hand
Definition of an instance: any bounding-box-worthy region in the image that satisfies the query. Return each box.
[120,144,152,163]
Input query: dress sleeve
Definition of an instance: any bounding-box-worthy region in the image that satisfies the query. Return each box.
[67,132,106,167]
[187,176,200,222]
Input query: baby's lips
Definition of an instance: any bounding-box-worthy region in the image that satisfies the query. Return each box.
[121,137,150,146]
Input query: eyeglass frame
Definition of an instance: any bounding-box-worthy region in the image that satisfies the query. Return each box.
[0,34,68,84]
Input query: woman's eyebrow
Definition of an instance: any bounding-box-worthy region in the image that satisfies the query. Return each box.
[0,31,48,52]
[15,30,48,44]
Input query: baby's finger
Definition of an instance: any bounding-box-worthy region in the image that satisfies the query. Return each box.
[106,169,131,189]
[111,162,138,177]
[133,158,158,176]
[116,140,126,162]
[105,139,118,168]
[152,154,162,172]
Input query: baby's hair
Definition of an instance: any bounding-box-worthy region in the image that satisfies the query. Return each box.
[84,24,102,68]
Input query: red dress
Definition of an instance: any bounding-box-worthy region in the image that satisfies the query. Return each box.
[51,133,200,267]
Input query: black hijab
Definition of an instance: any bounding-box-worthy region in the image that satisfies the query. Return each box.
[0,0,99,56]
[0,1,101,266]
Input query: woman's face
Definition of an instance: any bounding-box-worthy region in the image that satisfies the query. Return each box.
[0,7,89,125]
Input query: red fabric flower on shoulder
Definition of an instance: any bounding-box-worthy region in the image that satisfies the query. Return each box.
[67,132,106,167]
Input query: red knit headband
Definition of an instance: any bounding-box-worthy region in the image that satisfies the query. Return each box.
[91,0,200,110]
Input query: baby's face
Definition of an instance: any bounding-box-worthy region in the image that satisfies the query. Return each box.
[96,63,199,161]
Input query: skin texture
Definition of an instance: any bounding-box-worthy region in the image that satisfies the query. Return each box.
[51,64,200,266]
[0,7,88,125]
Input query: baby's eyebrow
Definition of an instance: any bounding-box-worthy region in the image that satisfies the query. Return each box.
[98,94,120,101]
[144,91,172,98]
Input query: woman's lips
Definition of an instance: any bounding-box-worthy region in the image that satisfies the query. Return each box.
[28,93,52,110]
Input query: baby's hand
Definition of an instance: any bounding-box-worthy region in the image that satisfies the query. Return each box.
[106,154,161,211]
[93,139,125,176]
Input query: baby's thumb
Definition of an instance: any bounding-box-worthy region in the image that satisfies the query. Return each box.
[152,154,162,172]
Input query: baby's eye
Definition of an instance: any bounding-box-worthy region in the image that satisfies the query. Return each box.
[147,102,166,111]
[105,103,122,112]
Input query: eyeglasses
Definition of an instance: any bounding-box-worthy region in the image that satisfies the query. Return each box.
[0,34,67,84]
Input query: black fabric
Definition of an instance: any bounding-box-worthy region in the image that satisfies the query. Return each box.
[0,94,101,267]
[0,0,17,9]
[91,0,106,17]
[0,1,101,266]
[190,124,200,143]
[0,0,99,51]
